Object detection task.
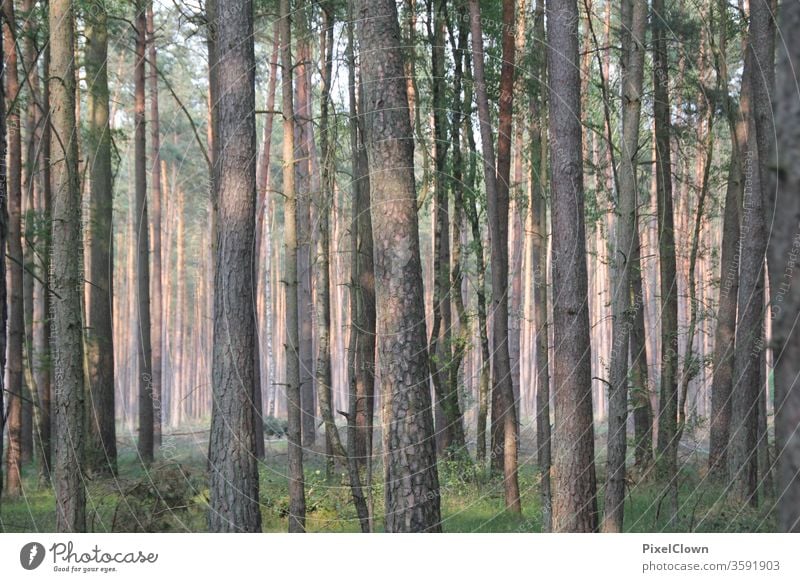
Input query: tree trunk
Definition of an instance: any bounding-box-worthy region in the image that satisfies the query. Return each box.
[280,0,307,533]
[294,0,315,447]
[468,0,521,513]
[0,6,7,502]
[729,0,775,506]
[546,0,598,532]
[602,0,647,533]
[3,0,24,498]
[769,0,800,531]
[707,0,742,478]
[146,0,163,451]
[355,0,442,532]
[652,0,680,525]
[528,0,551,531]
[428,0,464,456]
[134,0,154,464]
[206,0,262,533]
[85,0,117,475]
[49,0,86,531]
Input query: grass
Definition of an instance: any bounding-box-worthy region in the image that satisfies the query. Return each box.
[0,428,777,533]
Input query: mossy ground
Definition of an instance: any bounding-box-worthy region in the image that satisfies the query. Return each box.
[0,425,776,533]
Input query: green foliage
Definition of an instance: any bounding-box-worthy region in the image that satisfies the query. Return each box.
[262,414,288,437]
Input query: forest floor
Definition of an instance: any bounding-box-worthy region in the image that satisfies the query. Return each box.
[0,423,777,533]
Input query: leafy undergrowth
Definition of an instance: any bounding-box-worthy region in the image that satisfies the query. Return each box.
[0,433,776,533]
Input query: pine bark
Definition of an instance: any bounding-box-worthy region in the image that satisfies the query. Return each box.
[355,0,442,532]
[134,0,154,464]
[729,0,775,506]
[468,0,521,512]
[546,0,598,532]
[602,0,646,532]
[769,0,800,532]
[280,0,306,533]
[652,0,680,524]
[3,0,24,498]
[206,0,262,533]
[146,0,163,450]
[85,0,117,474]
[49,0,86,531]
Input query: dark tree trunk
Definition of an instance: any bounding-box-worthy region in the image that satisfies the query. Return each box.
[355,0,442,532]
[85,0,117,475]
[3,0,24,498]
[652,0,680,525]
[729,0,775,506]
[546,0,598,532]
[206,0,262,533]
[0,4,7,502]
[528,0,551,531]
[707,0,742,477]
[468,0,521,513]
[146,0,163,451]
[49,0,86,531]
[769,0,800,532]
[134,0,154,464]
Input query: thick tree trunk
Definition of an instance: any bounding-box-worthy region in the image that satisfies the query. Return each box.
[280,0,306,533]
[729,0,775,506]
[134,0,154,464]
[652,0,680,525]
[602,0,647,533]
[546,0,598,532]
[85,0,117,475]
[468,0,521,513]
[206,0,262,533]
[355,0,442,532]
[3,0,24,498]
[769,0,800,531]
[49,0,86,531]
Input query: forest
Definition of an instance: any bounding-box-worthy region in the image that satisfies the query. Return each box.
[0,0,798,534]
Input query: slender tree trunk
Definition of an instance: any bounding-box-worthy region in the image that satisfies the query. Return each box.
[49,0,86,531]
[146,0,163,451]
[630,210,653,473]
[85,0,117,475]
[707,0,742,477]
[293,0,315,447]
[528,0,551,532]
[769,0,800,531]
[0,7,7,502]
[34,38,53,486]
[652,0,680,525]
[603,0,647,532]
[206,0,262,533]
[546,0,598,532]
[134,0,154,463]
[355,0,442,532]
[3,0,25,498]
[428,0,464,455]
[280,0,306,533]
[468,0,521,513]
